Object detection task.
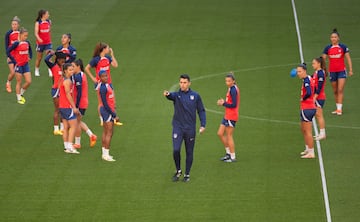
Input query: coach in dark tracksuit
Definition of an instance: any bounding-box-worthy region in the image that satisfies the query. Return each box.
[163,74,206,182]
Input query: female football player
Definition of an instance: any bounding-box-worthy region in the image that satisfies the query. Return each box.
[45,51,66,135]
[6,27,32,105]
[297,63,316,159]
[312,57,326,140]
[34,9,52,77]
[56,33,76,63]
[217,73,240,163]
[72,59,97,149]
[4,16,20,93]
[59,63,80,154]
[322,28,353,115]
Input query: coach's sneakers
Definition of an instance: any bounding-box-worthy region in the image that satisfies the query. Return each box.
[73,144,81,149]
[220,153,231,161]
[53,130,63,136]
[172,170,182,182]
[6,82,11,93]
[64,148,80,154]
[102,155,116,162]
[301,152,315,159]
[183,175,190,182]
[90,135,97,147]
[314,134,326,141]
[331,109,342,116]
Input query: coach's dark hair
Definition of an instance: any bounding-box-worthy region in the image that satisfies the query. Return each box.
[73,59,84,72]
[93,42,108,57]
[180,74,190,81]
[62,63,73,75]
[331,28,340,37]
[297,63,307,70]
[35,9,48,21]
[314,56,327,76]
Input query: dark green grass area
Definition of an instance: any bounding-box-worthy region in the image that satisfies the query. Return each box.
[0,0,359,221]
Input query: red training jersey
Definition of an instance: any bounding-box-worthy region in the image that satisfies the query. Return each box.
[89,56,113,83]
[59,77,73,109]
[7,30,19,57]
[300,76,316,110]
[36,20,51,45]
[13,41,31,66]
[72,72,89,109]
[51,64,62,89]
[98,83,115,112]
[312,69,326,100]
[224,85,240,121]
[323,43,349,72]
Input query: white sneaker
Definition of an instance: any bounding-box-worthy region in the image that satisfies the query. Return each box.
[35,69,40,77]
[301,152,315,159]
[102,155,116,162]
[64,148,80,154]
[314,134,326,141]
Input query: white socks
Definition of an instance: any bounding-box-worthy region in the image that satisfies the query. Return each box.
[336,103,342,111]
[225,147,230,154]
[86,129,93,137]
[75,137,81,145]
[319,128,326,136]
[16,94,21,101]
[54,125,59,131]
[102,147,109,156]
[20,88,25,95]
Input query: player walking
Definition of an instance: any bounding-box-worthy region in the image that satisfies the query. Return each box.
[72,59,97,149]
[34,9,52,77]
[163,74,206,182]
[98,70,118,161]
[44,51,66,135]
[217,73,240,162]
[322,28,353,116]
[297,64,316,159]
[312,57,326,140]
[6,27,32,105]
[4,16,20,93]
[56,33,76,63]
[59,63,80,154]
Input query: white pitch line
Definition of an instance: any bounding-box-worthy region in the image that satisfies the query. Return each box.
[291,1,332,222]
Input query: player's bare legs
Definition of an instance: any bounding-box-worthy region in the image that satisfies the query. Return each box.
[315,106,326,140]
[225,127,235,159]
[101,121,115,161]
[301,121,315,158]
[217,124,228,147]
[53,97,62,135]
[35,51,43,76]
[6,62,15,93]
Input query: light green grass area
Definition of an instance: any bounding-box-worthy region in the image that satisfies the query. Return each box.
[0,0,359,221]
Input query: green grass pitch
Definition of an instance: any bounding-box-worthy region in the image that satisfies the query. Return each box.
[0,0,359,221]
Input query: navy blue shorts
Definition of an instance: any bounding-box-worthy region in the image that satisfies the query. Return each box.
[36,44,52,52]
[221,118,237,128]
[59,108,76,120]
[15,63,30,74]
[51,88,60,98]
[315,99,325,108]
[7,58,15,65]
[79,108,86,116]
[100,106,114,122]
[300,109,316,122]
[329,71,347,82]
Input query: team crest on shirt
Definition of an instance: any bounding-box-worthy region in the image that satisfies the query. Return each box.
[173,133,178,139]
[190,95,194,100]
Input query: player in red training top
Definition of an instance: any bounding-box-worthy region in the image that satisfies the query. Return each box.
[312,57,327,141]
[56,33,76,63]
[59,63,80,154]
[297,63,316,159]
[217,73,240,163]
[71,59,97,149]
[4,16,20,93]
[85,42,122,126]
[6,27,32,105]
[34,9,52,77]
[97,70,119,161]
[322,28,353,116]
[45,51,67,136]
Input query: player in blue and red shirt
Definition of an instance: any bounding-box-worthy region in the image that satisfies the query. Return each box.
[297,63,316,159]
[45,51,66,136]
[217,73,240,163]
[85,42,121,126]
[322,28,353,116]
[71,59,97,149]
[7,28,32,105]
[312,57,327,141]
[4,16,20,93]
[34,9,52,77]
[97,70,118,162]
[56,33,76,63]
[59,63,80,154]
[164,74,206,182]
